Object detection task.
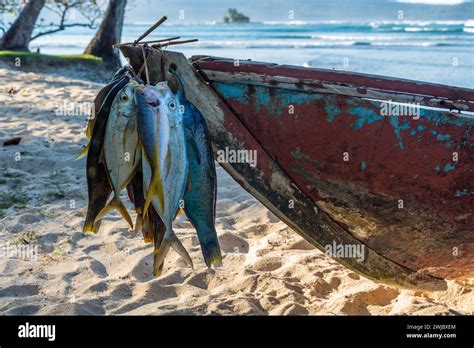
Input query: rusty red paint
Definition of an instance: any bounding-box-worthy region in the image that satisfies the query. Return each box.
[205,75,473,280]
[198,58,474,112]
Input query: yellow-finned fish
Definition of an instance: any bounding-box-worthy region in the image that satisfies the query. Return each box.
[94,80,143,228]
[77,68,129,160]
[83,76,130,233]
[139,82,192,275]
[134,86,168,217]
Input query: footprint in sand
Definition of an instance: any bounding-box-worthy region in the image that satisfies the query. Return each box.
[252,257,283,272]
[219,231,249,253]
[4,304,40,315]
[89,259,109,278]
[0,284,39,297]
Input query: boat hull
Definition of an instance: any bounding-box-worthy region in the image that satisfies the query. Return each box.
[120,46,473,290]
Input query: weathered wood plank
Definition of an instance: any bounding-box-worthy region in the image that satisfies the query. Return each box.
[197,57,474,112]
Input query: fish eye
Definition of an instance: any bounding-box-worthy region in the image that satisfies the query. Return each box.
[168,101,176,110]
[120,94,128,102]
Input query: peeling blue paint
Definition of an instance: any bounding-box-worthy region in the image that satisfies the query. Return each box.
[444,163,455,172]
[325,104,341,123]
[455,189,473,197]
[436,133,451,142]
[435,165,440,171]
[348,106,384,129]
[361,162,367,170]
[388,116,411,149]
[292,146,302,159]
[212,82,474,153]
[214,82,248,103]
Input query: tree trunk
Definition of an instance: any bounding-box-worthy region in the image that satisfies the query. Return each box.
[84,0,127,67]
[0,0,46,51]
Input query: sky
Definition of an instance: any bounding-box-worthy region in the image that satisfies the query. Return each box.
[5,0,469,26]
[124,0,474,23]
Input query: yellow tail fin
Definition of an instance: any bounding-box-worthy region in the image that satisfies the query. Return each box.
[76,143,90,160]
[94,196,134,229]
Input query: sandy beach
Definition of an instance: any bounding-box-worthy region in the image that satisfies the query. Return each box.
[0,64,472,316]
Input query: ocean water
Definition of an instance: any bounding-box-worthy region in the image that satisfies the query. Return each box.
[30,20,474,87]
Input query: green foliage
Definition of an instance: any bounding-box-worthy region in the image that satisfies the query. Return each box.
[0,50,101,62]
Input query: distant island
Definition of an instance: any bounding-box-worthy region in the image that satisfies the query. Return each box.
[223,8,250,24]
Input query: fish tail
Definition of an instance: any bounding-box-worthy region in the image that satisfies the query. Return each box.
[116,199,134,229]
[94,195,134,229]
[153,256,165,276]
[134,213,143,233]
[202,241,223,268]
[169,231,193,268]
[142,214,154,244]
[195,225,222,268]
[76,143,90,160]
[143,170,164,217]
[83,221,97,234]
[153,229,193,274]
[85,118,94,140]
[153,241,170,276]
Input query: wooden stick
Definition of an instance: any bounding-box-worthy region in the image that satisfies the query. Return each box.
[114,36,180,48]
[152,39,199,48]
[134,16,167,45]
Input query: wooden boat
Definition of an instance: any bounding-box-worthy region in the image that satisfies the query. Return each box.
[120,46,473,291]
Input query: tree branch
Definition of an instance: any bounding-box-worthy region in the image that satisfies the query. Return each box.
[31,23,96,40]
[30,0,103,42]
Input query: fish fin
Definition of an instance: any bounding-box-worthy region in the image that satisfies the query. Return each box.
[141,214,154,244]
[83,222,97,234]
[143,170,164,217]
[92,220,102,234]
[153,242,170,276]
[76,143,90,160]
[116,199,134,229]
[154,231,193,272]
[134,213,143,233]
[85,118,94,140]
[177,208,185,216]
[188,137,201,165]
[153,255,166,276]
[94,198,114,224]
[94,195,134,229]
[202,242,223,268]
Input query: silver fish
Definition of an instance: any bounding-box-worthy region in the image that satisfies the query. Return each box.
[141,82,193,275]
[94,80,142,228]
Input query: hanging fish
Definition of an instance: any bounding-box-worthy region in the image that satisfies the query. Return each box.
[181,97,222,267]
[171,69,222,267]
[77,67,130,160]
[138,82,193,275]
[134,85,169,216]
[83,75,130,233]
[94,79,143,228]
